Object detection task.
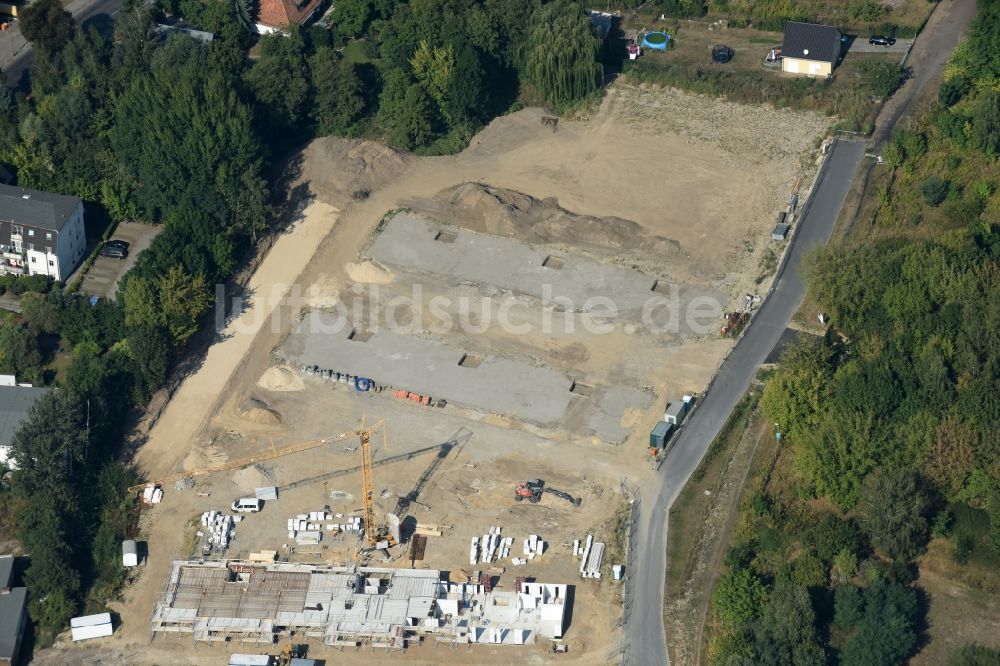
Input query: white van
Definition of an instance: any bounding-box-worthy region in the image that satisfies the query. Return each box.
[231,498,263,513]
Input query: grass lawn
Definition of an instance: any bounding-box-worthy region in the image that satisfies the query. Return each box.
[621,20,902,132]
[341,40,372,64]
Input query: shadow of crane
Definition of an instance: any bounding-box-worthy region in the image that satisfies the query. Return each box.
[394,427,473,516]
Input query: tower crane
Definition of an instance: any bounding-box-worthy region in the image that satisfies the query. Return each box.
[129,419,399,550]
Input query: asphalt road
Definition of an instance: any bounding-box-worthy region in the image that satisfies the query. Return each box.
[0,0,122,88]
[624,138,866,666]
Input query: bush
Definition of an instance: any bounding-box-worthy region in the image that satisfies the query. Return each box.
[921,176,950,206]
[949,643,1000,666]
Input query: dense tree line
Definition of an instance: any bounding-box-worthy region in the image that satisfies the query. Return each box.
[710,3,1000,663]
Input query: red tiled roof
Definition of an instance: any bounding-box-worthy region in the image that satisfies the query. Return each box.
[257,0,322,30]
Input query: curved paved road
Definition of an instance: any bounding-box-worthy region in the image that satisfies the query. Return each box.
[624,138,866,666]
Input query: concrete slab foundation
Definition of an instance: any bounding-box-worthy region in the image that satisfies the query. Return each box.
[279,312,651,441]
[368,214,725,334]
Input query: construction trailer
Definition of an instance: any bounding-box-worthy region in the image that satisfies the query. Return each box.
[151,560,569,649]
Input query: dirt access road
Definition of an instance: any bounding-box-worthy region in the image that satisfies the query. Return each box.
[870,0,978,147]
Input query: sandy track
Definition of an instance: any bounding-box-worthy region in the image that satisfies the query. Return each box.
[133,202,340,481]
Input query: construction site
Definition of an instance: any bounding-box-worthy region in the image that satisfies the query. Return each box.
[30,84,831,666]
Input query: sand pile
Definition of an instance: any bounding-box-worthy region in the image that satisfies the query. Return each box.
[239,397,282,424]
[423,183,683,258]
[233,464,275,492]
[300,138,413,207]
[257,366,305,392]
[346,260,394,284]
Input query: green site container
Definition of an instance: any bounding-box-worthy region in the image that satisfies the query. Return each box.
[649,421,674,449]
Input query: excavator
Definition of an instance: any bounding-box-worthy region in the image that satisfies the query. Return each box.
[514,479,582,506]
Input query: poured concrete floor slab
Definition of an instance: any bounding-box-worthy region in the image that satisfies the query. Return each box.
[280,312,651,441]
[368,214,725,333]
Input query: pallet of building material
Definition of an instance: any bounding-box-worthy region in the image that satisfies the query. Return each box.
[410,534,427,562]
[413,527,442,537]
[248,550,277,562]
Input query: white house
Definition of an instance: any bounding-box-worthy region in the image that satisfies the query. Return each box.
[0,184,87,282]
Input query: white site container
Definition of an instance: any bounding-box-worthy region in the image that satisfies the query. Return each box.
[71,613,114,641]
[122,540,139,567]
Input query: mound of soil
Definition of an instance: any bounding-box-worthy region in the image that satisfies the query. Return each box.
[345,260,394,284]
[300,138,413,207]
[257,366,305,392]
[233,464,275,492]
[239,397,282,424]
[421,182,683,258]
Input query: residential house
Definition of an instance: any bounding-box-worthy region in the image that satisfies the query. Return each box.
[255,0,322,35]
[781,21,842,77]
[0,184,87,282]
[0,554,27,666]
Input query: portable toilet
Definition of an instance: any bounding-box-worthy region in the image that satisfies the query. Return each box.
[122,540,139,567]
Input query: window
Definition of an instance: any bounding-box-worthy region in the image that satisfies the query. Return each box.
[26,243,33,251]
[46,232,52,240]
[27,229,34,237]
[48,260,54,266]
[31,257,36,263]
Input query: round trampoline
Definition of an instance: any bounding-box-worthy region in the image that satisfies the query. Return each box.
[642,32,670,51]
[712,45,734,63]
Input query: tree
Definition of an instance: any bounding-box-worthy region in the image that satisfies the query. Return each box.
[921,176,949,206]
[0,321,42,383]
[9,391,88,499]
[157,265,212,344]
[19,0,75,54]
[969,89,1000,158]
[922,411,978,498]
[751,577,826,666]
[376,69,437,149]
[519,0,602,107]
[840,579,919,666]
[310,49,366,136]
[21,290,64,334]
[856,468,928,562]
[412,40,456,123]
[834,584,864,630]
[244,33,311,137]
[713,567,768,626]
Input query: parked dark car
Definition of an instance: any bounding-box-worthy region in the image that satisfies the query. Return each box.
[869,35,896,46]
[99,244,128,259]
[105,239,130,250]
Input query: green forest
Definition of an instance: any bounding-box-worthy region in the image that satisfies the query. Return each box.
[0,0,607,645]
[709,1,1000,663]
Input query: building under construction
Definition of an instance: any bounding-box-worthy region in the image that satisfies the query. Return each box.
[151,560,569,649]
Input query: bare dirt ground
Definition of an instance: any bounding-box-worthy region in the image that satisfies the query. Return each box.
[32,82,828,665]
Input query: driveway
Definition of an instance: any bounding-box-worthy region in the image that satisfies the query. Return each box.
[847,37,911,54]
[623,138,866,666]
[76,222,160,300]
